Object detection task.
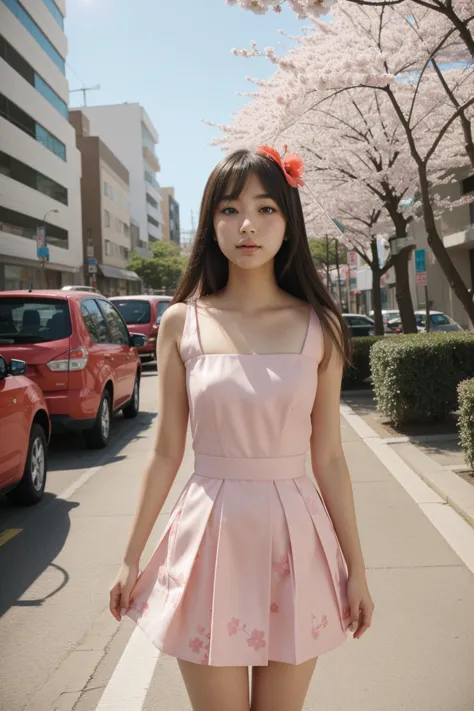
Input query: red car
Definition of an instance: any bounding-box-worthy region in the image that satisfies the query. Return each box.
[110,295,172,363]
[0,291,146,449]
[0,353,50,505]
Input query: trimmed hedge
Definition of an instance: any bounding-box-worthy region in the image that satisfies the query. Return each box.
[370,332,474,425]
[458,379,474,469]
[342,336,384,390]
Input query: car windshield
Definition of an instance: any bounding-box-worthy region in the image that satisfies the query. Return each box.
[0,298,72,343]
[112,300,151,325]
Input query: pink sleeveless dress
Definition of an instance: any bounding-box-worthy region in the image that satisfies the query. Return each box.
[126,302,351,666]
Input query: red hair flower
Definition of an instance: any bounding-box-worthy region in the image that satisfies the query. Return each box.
[256,145,305,188]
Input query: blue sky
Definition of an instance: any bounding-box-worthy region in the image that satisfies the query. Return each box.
[65,0,306,231]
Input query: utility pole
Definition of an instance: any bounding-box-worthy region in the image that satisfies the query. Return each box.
[69,85,101,106]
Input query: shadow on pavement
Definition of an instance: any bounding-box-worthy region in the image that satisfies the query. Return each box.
[0,411,155,616]
[0,495,79,617]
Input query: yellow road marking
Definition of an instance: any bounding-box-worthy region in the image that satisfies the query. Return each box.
[0,529,22,547]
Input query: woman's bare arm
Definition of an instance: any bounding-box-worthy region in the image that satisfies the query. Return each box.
[122,302,189,566]
[310,330,366,577]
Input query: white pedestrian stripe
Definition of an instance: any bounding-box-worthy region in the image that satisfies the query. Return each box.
[94,628,160,710]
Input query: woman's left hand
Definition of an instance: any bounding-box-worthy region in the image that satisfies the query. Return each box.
[346,572,375,640]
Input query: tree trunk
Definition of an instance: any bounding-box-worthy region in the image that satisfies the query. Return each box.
[392,247,418,333]
[369,239,384,335]
[445,6,474,59]
[419,168,474,327]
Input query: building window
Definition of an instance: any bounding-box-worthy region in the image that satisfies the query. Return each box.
[147,215,159,228]
[104,209,110,227]
[103,181,109,196]
[119,246,129,260]
[0,93,66,161]
[0,150,68,204]
[2,0,65,74]
[0,205,68,248]
[105,239,111,256]
[123,223,130,238]
[144,171,157,188]
[146,192,158,209]
[34,73,68,118]
[41,0,64,29]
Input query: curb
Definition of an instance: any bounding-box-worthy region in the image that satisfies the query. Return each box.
[340,402,474,529]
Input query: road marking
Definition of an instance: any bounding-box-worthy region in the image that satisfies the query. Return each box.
[0,528,22,547]
[94,627,160,710]
[340,403,474,574]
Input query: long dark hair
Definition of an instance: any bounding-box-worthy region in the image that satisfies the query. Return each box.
[173,149,351,365]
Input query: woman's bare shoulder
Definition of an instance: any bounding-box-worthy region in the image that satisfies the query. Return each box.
[159,302,188,341]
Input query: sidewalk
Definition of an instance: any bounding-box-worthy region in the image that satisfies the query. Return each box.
[76,409,474,711]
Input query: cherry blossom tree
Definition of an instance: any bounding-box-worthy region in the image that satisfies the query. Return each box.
[217,1,474,324]
[225,0,474,58]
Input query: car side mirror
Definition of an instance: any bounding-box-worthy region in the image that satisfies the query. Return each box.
[8,359,27,376]
[0,355,7,380]
[131,333,147,348]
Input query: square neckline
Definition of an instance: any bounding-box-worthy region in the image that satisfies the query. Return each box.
[191,300,314,359]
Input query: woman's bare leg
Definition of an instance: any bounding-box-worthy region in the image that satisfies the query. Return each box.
[178,660,250,711]
[250,658,318,711]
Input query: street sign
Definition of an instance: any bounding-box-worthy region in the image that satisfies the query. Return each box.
[37,246,49,262]
[36,227,46,256]
[348,251,358,268]
[415,248,427,286]
[88,263,97,274]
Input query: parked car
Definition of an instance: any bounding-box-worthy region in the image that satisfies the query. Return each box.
[387,310,463,334]
[369,309,400,332]
[0,291,146,449]
[61,285,101,294]
[109,295,172,363]
[342,313,375,337]
[0,354,50,505]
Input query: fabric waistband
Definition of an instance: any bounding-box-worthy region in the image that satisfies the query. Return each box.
[193,453,307,481]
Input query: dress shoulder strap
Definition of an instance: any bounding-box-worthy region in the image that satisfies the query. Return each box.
[179,301,202,363]
[301,309,324,364]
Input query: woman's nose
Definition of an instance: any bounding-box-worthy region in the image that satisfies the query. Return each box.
[240,218,256,234]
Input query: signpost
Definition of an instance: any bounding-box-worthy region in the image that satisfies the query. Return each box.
[415,249,430,332]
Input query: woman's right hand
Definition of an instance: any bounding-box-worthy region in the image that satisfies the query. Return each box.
[109,561,139,622]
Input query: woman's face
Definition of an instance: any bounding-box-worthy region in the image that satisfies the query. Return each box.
[213,174,287,270]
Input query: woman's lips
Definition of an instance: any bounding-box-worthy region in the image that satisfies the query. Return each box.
[237,245,260,253]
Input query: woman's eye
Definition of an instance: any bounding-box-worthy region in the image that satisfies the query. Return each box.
[222,207,237,215]
[260,206,277,214]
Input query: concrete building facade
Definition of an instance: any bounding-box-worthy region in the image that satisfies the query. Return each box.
[80,103,162,257]
[0,0,83,289]
[69,110,141,296]
[159,187,180,246]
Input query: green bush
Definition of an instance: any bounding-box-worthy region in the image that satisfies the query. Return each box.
[342,336,384,390]
[370,332,474,425]
[458,379,474,469]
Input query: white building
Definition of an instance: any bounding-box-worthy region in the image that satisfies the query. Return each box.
[0,0,83,289]
[81,103,163,256]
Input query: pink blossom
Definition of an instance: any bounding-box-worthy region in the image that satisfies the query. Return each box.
[197,625,206,636]
[228,618,240,636]
[270,602,279,614]
[247,629,267,651]
[272,553,290,579]
[312,627,320,640]
[189,637,203,654]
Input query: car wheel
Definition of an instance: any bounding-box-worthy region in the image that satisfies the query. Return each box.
[7,424,47,506]
[123,375,140,419]
[84,390,112,449]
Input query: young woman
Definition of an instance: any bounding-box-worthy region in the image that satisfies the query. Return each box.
[110,147,374,711]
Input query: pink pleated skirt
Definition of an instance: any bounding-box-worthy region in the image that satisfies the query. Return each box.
[126,454,351,666]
